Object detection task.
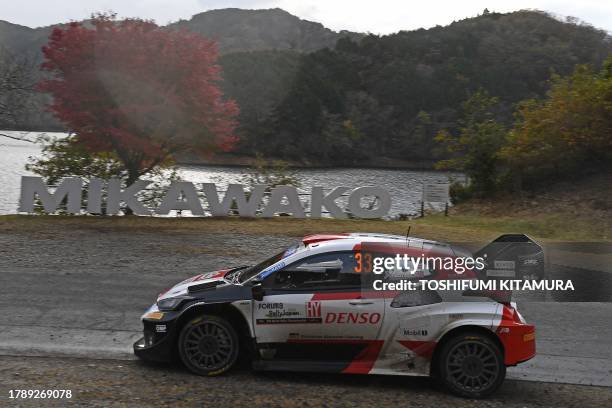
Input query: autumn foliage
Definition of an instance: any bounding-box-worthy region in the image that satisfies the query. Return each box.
[436,57,612,199]
[39,14,238,182]
[502,58,612,181]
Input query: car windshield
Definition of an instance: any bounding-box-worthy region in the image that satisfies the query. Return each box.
[238,243,299,283]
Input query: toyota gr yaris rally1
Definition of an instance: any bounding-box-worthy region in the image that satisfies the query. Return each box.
[134,233,538,398]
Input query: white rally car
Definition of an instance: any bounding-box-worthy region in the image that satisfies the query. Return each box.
[134,233,536,398]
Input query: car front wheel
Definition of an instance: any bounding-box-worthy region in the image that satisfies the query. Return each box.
[437,332,506,398]
[178,314,239,376]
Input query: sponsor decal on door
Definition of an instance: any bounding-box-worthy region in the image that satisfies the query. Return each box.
[306,301,321,318]
[255,301,322,325]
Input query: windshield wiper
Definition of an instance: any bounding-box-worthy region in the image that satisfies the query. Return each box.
[226,266,250,284]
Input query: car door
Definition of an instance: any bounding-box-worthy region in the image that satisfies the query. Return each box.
[253,251,385,369]
[374,289,446,375]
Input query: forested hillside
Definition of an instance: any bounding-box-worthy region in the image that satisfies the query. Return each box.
[169,8,361,53]
[233,10,611,165]
[1,9,610,169]
[0,8,359,57]
[0,8,357,130]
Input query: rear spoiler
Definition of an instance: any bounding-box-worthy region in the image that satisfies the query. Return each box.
[463,234,546,303]
[473,234,544,281]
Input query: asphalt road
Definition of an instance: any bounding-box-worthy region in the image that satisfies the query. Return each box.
[0,223,611,405]
[2,356,612,407]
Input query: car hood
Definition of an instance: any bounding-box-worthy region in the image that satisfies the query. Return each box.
[157,269,230,301]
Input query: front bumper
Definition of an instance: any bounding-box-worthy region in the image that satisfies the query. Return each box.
[133,335,176,363]
[133,313,180,363]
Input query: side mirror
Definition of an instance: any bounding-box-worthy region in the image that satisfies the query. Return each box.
[251,281,265,301]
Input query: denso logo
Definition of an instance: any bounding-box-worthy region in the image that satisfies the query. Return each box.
[324,312,381,324]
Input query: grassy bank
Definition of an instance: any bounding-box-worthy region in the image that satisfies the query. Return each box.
[0,213,607,242]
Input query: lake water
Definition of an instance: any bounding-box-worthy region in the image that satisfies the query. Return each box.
[0,131,461,217]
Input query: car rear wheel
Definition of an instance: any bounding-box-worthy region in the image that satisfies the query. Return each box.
[437,332,505,398]
[178,314,239,376]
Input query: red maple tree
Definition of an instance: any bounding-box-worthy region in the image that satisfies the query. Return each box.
[39,14,239,183]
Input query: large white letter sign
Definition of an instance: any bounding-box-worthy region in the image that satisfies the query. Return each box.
[19,176,82,214]
[106,179,152,215]
[202,184,266,217]
[86,178,104,214]
[310,186,349,218]
[156,181,205,215]
[347,187,391,219]
[262,186,305,218]
[18,176,393,219]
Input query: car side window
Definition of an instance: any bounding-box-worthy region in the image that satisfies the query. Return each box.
[390,289,442,308]
[267,251,361,290]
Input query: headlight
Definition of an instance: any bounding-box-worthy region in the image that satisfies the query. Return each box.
[157,296,190,311]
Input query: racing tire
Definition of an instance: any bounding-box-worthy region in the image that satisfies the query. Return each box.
[437,332,506,398]
[178,314,239,376]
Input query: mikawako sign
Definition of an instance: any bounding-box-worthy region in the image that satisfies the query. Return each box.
[18,176,392,219]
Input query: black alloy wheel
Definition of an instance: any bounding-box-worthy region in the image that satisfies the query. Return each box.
[178,314,239,376]
[438,332,505,398]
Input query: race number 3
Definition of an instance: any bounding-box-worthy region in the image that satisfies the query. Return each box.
[354,252,372,273]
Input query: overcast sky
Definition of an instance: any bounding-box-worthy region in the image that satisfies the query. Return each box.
[3,0,611,33]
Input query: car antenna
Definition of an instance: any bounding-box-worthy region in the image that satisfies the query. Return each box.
[406,225,411,246]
